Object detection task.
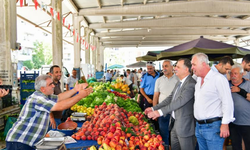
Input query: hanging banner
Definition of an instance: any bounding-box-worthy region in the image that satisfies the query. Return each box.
[50,7,54,16]
[63,17,66,25]
[34,0,38,10]
[20,0,23,7]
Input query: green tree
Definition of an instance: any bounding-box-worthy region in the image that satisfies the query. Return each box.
[32,41,52,69]
[44,44,52,65]
[22,60,33,70]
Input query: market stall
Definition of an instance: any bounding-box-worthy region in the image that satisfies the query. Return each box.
[41,79,166,150]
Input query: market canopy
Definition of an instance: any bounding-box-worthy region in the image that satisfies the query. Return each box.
[157,36,250,61]
[136,51,161,61]
[108,64,124,69]
[126,62,147,68]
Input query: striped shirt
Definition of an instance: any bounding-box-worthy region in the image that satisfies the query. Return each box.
[6,91,58,146]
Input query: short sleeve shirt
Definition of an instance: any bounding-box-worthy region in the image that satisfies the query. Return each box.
[229,79,250,125]
[154,74,179,103]
[122,77,132,85]
[6,91,58,146]
[140,71,161,95]
[67,76,78,88]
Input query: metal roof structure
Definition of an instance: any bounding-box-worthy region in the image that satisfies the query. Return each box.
[16,0,250,48]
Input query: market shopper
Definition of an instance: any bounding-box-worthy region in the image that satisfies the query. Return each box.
[137,68,142,87]
[211,56,234,80]
[229,64,250,150]
[49,65,63,129]
[104,70,112,82]
[241,54,250,80]
[191,53,234,150]
[140,62,161,130]
[126,69,134,84]
[152,60,179,146]
[146,58,196,150]
[120,75,134,97]
[139,62,161,111]
[5,74,93,150]
[66,69,78,91]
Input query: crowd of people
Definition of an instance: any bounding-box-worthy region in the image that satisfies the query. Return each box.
[143,53,250,150]
[2,52,250,150]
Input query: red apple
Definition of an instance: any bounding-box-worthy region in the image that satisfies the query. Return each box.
[156,135,163,141]
[87,135,92,140]
[81,135,86,140]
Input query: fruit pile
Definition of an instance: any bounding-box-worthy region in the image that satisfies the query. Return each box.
[70,105,95,116]
[71,103,165,150]
[110,81,131,94]
[107,90,130,100]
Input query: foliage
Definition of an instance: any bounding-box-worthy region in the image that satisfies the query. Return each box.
[22,60,33,70]
[32,41,52,69]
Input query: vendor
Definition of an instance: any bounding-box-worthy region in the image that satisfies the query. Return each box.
[5,74,93,150]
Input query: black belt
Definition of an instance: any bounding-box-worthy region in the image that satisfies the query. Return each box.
[197,117,222,124]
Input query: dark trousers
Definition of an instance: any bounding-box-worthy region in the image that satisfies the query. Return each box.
[158,114,170,145]
[6,141,35,150]
[139,94,153,111]
[229,123,250,150]
[139,94,159,130]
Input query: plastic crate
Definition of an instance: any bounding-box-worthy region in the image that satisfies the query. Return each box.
[20,91,34,104]
[20,82,35,89]
[20,71,39,80]
[95,72,104,79]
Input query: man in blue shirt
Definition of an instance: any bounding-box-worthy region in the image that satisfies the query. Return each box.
[105,70,112,82]
[139,62,161,111]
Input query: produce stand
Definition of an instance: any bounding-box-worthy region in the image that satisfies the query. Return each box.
[62,80,165,150]
[43,80,165,150]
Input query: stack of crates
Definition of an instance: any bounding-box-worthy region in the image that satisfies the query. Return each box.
[20,71,39,105]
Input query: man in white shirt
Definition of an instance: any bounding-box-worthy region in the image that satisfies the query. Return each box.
[191,53,235,150]
[66,69,78,91]
[137,69,142,86]
[145,58,196,150]
[152,60,179,146]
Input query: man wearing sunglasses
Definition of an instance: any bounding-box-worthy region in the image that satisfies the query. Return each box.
[6,74,93,150]
[139,62,161,111]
